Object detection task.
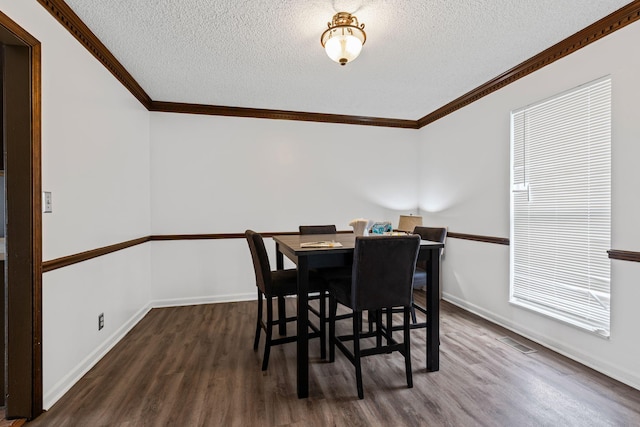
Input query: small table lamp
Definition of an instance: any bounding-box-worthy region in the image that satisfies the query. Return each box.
[397,215,423,233]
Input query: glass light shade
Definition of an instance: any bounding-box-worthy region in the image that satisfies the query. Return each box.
[322,27,365,65]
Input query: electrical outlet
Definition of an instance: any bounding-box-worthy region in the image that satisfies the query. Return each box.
[98,313,104,331]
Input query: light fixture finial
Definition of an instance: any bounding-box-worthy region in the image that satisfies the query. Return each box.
[320,12,366,66]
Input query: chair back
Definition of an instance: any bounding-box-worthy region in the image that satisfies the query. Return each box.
[412,226,446,245]
[245,230,272,294]
[299,225,337,235]
[351,235,420,311]
[413,226,447,261]
[412,226,447,297]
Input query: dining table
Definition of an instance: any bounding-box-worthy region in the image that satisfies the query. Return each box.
[272,232,444,399]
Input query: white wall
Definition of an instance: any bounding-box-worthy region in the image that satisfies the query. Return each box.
[42,246,151,408]
[149,113,420,304]
[0,0,152,409]
[418,20,640,390]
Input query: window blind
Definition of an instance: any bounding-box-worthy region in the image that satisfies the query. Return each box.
[510,77,611,337]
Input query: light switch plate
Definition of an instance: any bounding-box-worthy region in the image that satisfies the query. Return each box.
[43,191,52,213]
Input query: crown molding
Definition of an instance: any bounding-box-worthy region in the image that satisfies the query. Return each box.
[37,0,640,129]
[34,0,416,129]
[36,0,152,109]
[148,101,418,128]
[416,0,640,128]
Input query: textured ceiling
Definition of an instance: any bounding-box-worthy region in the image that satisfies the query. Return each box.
[63,0,631,120]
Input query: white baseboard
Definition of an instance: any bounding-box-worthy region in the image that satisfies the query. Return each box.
[443,292,640,391]
[43,302,153,410]
[151,292,255,308]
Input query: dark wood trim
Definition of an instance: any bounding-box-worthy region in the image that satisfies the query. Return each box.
[34,0,414,129]
[416,1,640,128]
[42,231,355,270]
[446,232,510,246]
[149,233,247,241]
[148,230,354,241]
[148,101,418,129]
[0,10,43,419]
[0,13,37,46]
[31,38,44,420]
[35,0,152,109]
[43,234,640,272]
[608,249,640,262]
[42,237,150,273]
[34,0,415,129]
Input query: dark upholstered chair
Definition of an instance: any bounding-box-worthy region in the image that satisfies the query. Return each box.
[245,230,325,370]
[299,224,352,283]
[328,235,421,399]
[411,226,447,323]
[299,224,337,235]
[298,224,337,358]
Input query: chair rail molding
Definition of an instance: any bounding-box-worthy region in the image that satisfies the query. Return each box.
[446,232,510,246]
[607,250,640,263]
[42,237,150,272]
[42,233,640,272]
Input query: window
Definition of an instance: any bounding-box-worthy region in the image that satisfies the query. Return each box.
[510,77,611,337]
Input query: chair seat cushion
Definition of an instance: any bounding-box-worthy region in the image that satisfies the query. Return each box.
[270,269,326,297]
[413,267,427,289]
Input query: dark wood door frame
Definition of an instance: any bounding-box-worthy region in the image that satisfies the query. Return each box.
[0,12,42,420]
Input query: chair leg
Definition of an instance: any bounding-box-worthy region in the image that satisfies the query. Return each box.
[254,290,263,351]
[410,295,417,324]
[375,309,382,348]
[262,296,274,371]
[353,310,364,399]
[277,296,287,336]
[329,295,337,363]
[320,291,327,359]
[386,307,393,350]
[404,306,413,389]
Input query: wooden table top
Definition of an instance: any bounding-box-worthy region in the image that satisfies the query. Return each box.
[272,233,444,256]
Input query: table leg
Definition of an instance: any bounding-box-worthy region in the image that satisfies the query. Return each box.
[275,243,287,336]
[296,256,309,398]
[277,297,286,336]
[426,248,440,371]
[276,243,284,270]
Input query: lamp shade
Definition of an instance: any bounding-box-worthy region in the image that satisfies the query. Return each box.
[397,215,423,233]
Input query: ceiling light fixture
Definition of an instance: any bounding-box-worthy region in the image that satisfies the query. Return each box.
[320,12,366,66]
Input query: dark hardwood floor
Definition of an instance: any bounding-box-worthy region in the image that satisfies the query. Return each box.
[28,291,640,426]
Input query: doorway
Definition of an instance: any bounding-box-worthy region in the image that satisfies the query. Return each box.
[0,11,42,420]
